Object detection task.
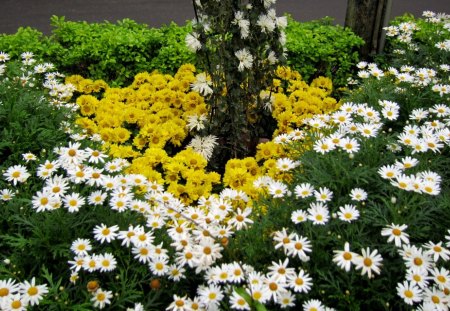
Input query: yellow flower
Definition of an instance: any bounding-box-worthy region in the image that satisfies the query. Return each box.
[76,95,98,116]
[112,127,131,144]
[276,66,292,80]
[311,76,333,95]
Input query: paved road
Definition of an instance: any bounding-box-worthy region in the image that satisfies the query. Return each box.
[0,0,449,35]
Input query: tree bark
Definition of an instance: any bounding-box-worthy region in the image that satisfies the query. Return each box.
[345,0,392,57]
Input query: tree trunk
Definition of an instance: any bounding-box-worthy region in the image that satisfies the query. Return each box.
[345,0,392,57]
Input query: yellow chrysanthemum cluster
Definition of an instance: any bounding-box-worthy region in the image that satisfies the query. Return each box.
[69,65,220,204]
[221,68,339,197]
[69,65,339,202]
[270,66,338,135]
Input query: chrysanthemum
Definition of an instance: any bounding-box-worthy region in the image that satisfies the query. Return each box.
[85,148,108,164]
[422,287,448,310]
[354,247,383,278]
[167,264,186,282]
[423,241,450,262]
[149,257,169,276]
[381,223,410,247]
[166,294,189,311]
[31,190,58,212]
[267,258,296,283]
[307,202,330,225]
[268,180,288,198]
[273,228,296,252]
[235,48,253,71]
[339,137,359,153]
[378,165,402,179]
[294,183,315,198]
[431,267,450,290]
[19,277,48,306]
[313,138,335,154]
[93,224,119,244]
[286,235,312,261]
[287,269,312,293]
[91,288,113,309]
[58,142,88,166]
[186,135,218,161]
[88,190,107,206]
[193,238,223,267]
[303,299,325,311]
[70,238,92,256]
[314,187,333,202]
[229,290,250,310]
[63,192,85,213]
[98,253,117,273]
[276,158,300,172]
[337,204,360,223]
[197,284,223,309]
[185,32,202,53]
[291,210,308,224]
[333,242,358,272]
[82,254,100,272]
[249,284,271,304]
[0,278,19,304]
[130,229,154,248]
[0,189,15,201]
[3,165,30,186]
[132,245,153,264]
[22,153,37,162]
[228,208,253,230]
[349,188,367,201]
[44,175,69,197]
[396,280,423,305]
[403,247,432,274]
[191,73,213,96]
[1,293,28,311]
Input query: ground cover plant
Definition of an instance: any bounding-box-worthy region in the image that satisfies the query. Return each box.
[0,4,449,311]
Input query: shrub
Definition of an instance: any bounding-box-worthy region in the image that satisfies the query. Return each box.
[48,16,163,86]
[0,27,58,61]
[149,22,196,74]
[285,16,364,90]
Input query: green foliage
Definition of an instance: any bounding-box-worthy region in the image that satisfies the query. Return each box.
[0,27,59,61]
[49,16,163,86]
[285,16,364,90]
[379,13,450,69]
[0,61,71,169]
[149,22,196,74]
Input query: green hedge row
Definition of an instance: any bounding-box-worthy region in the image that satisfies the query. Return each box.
[0,15,363,88]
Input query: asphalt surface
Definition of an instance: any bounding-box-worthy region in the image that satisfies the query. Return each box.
[0,0,449,35]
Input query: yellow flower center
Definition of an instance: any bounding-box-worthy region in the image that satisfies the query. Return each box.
[27,286,38,296]
[392,228,401,236]
[0,288,9,297]
[12,171,21,178]
[404,290,413,298]
[343,252,352,260]
[11,300,22,308]
[363,258,372,267]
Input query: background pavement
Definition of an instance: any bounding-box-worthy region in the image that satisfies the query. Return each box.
[0,0,449,35]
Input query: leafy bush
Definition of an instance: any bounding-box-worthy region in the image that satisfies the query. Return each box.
[285,16,364,90]
[49,16,163,86]
[149,22,196,74]
[0,27,58,61]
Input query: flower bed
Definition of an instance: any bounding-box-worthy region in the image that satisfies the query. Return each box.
[0,9,449,311]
